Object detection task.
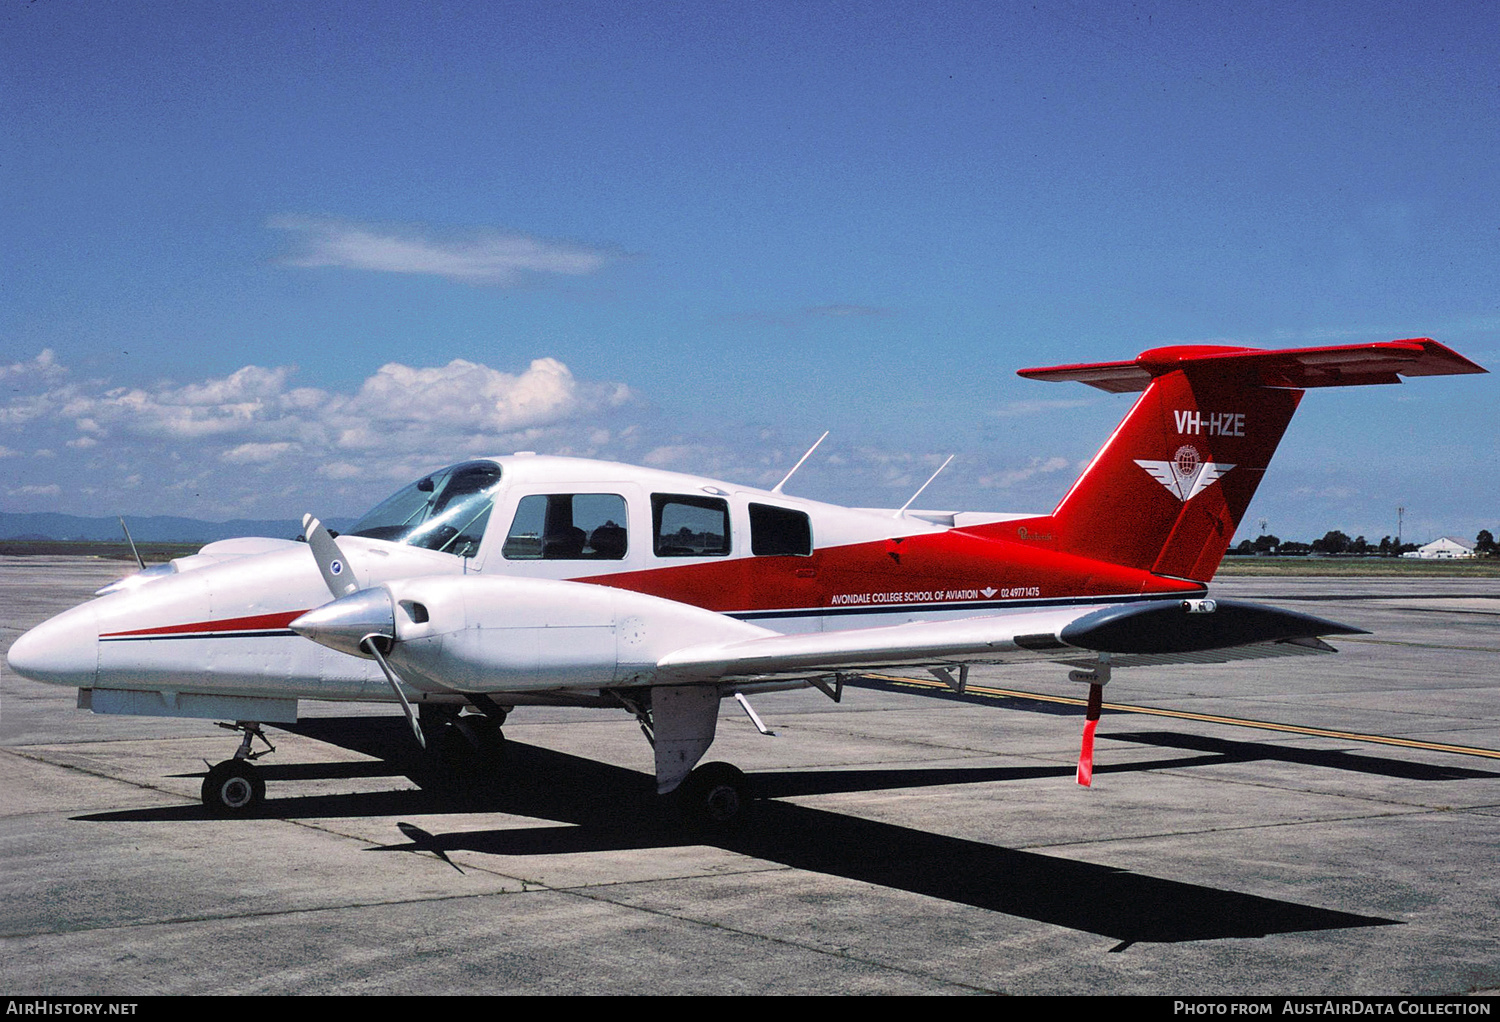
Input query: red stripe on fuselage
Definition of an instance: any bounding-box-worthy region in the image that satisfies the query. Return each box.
[570,529,1200,612]
[94,533,1202,640]
[100,609,308,639]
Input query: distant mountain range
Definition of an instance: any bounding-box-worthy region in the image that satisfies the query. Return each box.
[0,512,358,544]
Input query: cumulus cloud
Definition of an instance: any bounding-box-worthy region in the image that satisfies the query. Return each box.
[222,442,298,464]
[978,456,1072,489]
[0,349,642,516]
[51,366,299,441]
[642,444,698,467]
[271,216,617,286]
[347,357,623,433]
[0,349,65,382]
[25,357,634,456]
[316,461,363,480]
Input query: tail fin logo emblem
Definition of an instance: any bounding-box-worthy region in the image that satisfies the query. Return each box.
[1135,445,1234,502]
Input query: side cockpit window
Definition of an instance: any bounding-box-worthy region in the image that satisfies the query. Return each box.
[502,494,629,560]
[652,494,730,557]
[750,503,812,556]
[349,460,501,558]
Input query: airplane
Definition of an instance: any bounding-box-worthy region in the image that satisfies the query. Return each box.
[5,338,1486,827]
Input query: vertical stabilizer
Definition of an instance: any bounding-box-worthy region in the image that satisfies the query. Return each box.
[1007,339,1485,581]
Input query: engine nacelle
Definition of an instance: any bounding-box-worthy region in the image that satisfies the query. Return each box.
[374,575,772,693]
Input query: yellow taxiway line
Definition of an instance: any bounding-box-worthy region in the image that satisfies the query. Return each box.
[875,674,1500,760]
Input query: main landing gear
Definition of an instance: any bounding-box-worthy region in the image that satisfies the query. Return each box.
[420,701,509,769]
[201,721,274,815]
[675,762,751,831]
[622,686,760,831]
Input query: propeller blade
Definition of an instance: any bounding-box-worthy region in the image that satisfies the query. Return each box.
[363,635,426,750]
[303,513,359,599]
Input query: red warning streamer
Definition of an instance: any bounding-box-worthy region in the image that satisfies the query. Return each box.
[1076,682,1105,787]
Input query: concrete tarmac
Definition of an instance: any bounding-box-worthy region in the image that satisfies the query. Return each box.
[2,556,1498,995]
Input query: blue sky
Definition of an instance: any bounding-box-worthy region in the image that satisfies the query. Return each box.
[3,0,1495,544]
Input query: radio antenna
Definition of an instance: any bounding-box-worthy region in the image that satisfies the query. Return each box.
[119,516,146,571]
[894,455,955,518]
[771,431,829,494]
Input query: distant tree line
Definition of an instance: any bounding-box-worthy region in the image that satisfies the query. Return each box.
[1232,530,1498,557]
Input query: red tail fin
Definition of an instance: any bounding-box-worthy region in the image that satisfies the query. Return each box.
[1011,339,1485,582]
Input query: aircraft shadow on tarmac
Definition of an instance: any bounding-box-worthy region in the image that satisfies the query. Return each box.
[1109,731,1500,780]
[73,714,1418,948]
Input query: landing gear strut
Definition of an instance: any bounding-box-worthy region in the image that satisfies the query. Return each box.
[201,721,273,815]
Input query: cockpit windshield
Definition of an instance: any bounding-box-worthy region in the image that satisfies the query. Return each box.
[348,460,502,557]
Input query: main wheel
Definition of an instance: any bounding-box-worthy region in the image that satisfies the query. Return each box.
[677,762,751,830]
[202,760,265,815]
[459,712,505,748]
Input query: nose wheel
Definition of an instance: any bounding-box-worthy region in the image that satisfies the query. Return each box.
[201,721,273,815]
[202,759,265,814]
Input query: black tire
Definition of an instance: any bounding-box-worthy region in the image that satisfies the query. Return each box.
[677,762,751,830]
[202,760,265,815]
[433,725,473,771]
[460,713,505,747]
[472,716,506,767]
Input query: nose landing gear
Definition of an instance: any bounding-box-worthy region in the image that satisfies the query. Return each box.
[201,722,274,815]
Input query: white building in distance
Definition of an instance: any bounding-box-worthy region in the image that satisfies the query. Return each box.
[1403,537,1476,559]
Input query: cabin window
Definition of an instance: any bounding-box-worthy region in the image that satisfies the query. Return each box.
[502,494,629,560]
[652,494,730,557]
[750,503,812,556]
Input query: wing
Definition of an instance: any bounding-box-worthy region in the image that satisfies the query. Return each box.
[658,598,1364,682]
[292,576,1364,697]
